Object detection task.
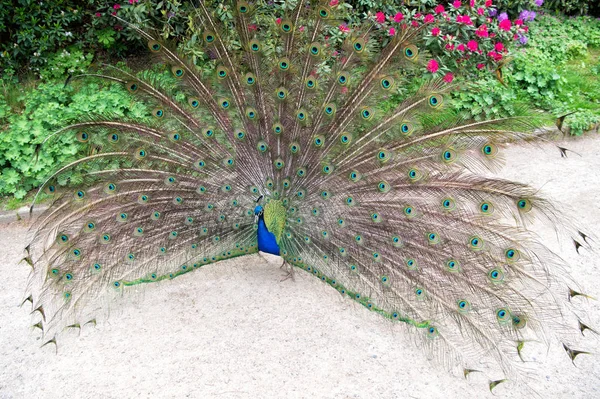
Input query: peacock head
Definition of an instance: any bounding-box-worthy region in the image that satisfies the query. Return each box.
[254,205,264,215]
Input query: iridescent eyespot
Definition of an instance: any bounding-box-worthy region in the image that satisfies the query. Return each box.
[446,259,459,272]
[380,76,394,90]
[171,66,184,78]
[188,98,200,108]
[496,308,511,324]
[337,72,348,85]
[77,131,89,142]
[353,38,366,53]
[403,45,418,60]
[204,32,216,43]
[457,299,471,313]
[480,202,494,214]
[148,40,162,52]
[469,236,484,250]
[280,20,293,33]
[360,107,373,120]
[441,197,455,211]
[428,94,443,108]
[488,268,505,282]
[279,58,290,70]
[517,198,532,212]
[309,42,321,56]
[505,248,520,262]
[249,39,260,52]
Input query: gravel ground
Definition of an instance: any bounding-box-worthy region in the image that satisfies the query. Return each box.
[1,136,599,399]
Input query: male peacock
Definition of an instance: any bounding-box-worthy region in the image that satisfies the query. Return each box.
[22,0,594,391]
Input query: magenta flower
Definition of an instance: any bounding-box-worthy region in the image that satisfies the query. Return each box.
[375,11,386,23]
[467,40,478,51]
[443,72,454,83]
[95,12,101,17]
[452,0,462,8]
[393,12,404,22]
[494,42,505,52]
[113,4,121,10]
[432,27,441,36]
[276,17,282,25]
[389,27,396,36]
[339,24,350,33]
[329,0,339,6]
[424,14,435,23]
[457,43,466,52]
[427,59,439,73]
[476,63,485,70]
[499,19,512,31]
[434,5,445,14]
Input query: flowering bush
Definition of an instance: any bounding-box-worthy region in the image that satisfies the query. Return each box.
[367,1,536,78]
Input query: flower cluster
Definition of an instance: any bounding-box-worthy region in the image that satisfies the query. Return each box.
[369,0,536,79]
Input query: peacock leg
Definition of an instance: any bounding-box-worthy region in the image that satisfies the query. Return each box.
[279,260,295,282]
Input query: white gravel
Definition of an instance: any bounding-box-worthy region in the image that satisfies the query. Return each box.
[1,136,599,399]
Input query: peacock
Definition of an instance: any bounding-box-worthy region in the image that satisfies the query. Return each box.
[21,0,595,392]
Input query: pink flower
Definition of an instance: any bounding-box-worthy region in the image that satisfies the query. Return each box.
[341,86,349,94]
[427,59,439,73]
[299,26,305,32]
[499,19,512,31]
[457,43,466,52]
[462,15,473,25]
[394,12,404,22]
[443,72,454,83]
[95,12,101,17]
[477,63,485,69]
[329,0,339,6]
[432,27,441,36]
[477,7,484,15]
[424,14,435,23]
[485,0,493,6]
[515,19,524,26]
[467,40,478,51]
[494,42,505,52]
[445,43,455,50]
[488,51,503,61]
[434,5,445,14]
[113,4,120,9]
[470,0,475,6]
[339,24,350,33]
[415,13,422,18]
[411,20,419,27]
[128,0,139,4]
[111,11,117,16]
[452,0,462,8]
[456,15,463,23]
[389,27,396,36]
[376,11,386,23]
[476,25,489,37]
[248,24,257,31]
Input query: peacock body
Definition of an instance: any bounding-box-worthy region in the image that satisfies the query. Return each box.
[23,0,594,390]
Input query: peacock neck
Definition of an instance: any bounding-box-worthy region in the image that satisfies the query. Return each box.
[256,213,281,256]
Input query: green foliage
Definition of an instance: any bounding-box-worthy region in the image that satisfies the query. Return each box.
[545,0,591,16]
[0,0,195,77]
[451,75,520,120]
[0,74,152,198]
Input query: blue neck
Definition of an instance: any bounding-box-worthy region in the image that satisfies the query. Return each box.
[256,214,281,256]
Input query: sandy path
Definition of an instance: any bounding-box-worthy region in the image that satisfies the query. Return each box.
[1,136,599,399]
